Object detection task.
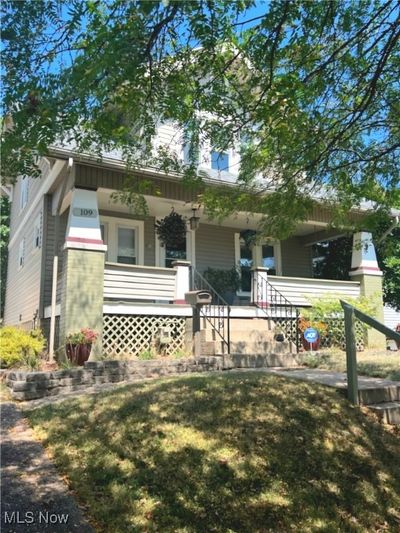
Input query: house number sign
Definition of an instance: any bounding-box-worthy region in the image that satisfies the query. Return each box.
[72,208,97,218]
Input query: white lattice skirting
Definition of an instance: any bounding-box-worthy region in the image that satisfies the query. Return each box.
[103,314,187,357]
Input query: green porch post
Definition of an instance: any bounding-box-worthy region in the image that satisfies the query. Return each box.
[58,188,107,359]
[349,232,385,349]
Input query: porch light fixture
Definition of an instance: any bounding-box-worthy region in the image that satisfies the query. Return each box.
[189,208,200,231]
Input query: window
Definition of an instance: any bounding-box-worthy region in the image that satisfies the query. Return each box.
[261,244,276,275]
[99,216,144,265]
[165,239,187,268]
[211,151,229,171]
[18,239,25,268]
[235,233,280,293]
[238,237,253,292]
[117,227,136,264]
[20,177,29,210]
[33,212,42,250]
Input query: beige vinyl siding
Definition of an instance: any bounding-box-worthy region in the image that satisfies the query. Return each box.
[156,122,182,156]
[280,237,312,277]
[4,198,44,326]
[195,223,237,273]
[9,160,51,236]
[384,305,400,330]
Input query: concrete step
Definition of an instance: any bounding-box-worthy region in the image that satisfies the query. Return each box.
[358,383,400,405]
[367,402,400,425]
[230,339,293,355]
[228,352,301,368]
[202,317,275,333]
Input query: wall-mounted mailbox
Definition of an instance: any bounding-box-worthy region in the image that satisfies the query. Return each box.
[185,290,212,307]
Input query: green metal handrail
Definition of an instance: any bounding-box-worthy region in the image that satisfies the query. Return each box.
[340,300,400,405]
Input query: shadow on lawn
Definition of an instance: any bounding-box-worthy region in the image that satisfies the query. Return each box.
[27,373,400,532]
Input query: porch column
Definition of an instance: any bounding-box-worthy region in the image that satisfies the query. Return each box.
[172,260,191,304]
[349,231,385,349]
[251,267,268,308]
[59,188,107,360]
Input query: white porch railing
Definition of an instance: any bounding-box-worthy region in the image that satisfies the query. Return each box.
[268,275,360,307]
[102,263,361,307]
[104,262,177,302]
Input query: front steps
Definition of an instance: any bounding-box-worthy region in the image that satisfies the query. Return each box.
[367,402,400,425]
[358,382,400,425]
[200,317,296,356]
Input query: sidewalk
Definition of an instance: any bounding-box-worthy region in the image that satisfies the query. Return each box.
[261,367,400,390]
[1,402,93,532]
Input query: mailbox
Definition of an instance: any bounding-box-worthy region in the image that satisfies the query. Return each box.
[185,290,212,306]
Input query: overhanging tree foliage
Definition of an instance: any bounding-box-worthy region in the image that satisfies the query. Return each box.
[2,0,399,237]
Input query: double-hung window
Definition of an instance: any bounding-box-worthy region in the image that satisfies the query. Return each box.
[99,216,143,265]
[117,227,136,265]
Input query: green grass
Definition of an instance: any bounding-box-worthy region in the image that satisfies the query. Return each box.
[309,349,400,381]
[26,373,400,532]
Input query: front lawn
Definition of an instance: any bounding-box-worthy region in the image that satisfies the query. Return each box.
[27,373,400,532]
[305,349,400,381]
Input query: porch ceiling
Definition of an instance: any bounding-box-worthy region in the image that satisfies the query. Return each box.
[96,188,328,236]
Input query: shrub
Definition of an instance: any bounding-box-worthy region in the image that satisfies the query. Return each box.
[203,267,241,295]
[0,326,45,369]
[302,352,332,368]
[301,293,380,348]
[137,349,155,360]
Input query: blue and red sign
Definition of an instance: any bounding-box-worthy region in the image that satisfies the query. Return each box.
[303,327,319,344]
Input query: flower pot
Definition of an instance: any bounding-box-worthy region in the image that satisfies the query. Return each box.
[66,343,92,366]
[301,335,321,351]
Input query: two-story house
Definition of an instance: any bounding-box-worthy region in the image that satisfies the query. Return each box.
[3,123,391,358]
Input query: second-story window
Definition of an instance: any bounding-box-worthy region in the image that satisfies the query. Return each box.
[211,151,229,172]
[33,212,42,250]
[20,177,29,211]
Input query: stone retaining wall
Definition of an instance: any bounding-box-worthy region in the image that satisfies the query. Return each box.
[5,357,225,401]
[5,352,301,402]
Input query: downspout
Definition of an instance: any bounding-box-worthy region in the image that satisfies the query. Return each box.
[48,157,74,360]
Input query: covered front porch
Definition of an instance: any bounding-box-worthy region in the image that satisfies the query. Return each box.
[46,163,385,355]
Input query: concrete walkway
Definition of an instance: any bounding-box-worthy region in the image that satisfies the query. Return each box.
[261,367,400,391]
[1,402,93,532]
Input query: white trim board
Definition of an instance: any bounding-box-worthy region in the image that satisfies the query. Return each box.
[45,303,274,319]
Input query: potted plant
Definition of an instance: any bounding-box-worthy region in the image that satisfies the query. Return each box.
[155,211,187,248]
[298,316,327,351]
[65,328,98,366]
[203,267,241,304]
